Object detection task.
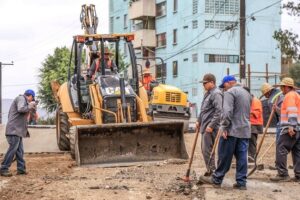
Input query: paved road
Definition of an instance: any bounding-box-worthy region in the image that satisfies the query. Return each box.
[0,125,61,153]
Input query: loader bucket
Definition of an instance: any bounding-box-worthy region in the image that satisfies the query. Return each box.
[73,121,188,166]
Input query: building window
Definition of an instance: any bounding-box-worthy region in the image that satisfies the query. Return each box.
[110,17,114,33]
[173,61,178,77]
[192,53,198,62]
[156,32,166,48]
[173,0,178,12]
[205,20,235,29]
[173,29,177,44]
[156,63,167,79]
[156,1,167,17]
[193,0,198,14]
[205,0,239,15]
[204,54,239,63]
[192,20,198,29]
[192,88,197,96]
[123,14,128,29]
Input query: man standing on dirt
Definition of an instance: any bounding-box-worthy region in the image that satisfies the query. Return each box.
[199,75,251,190]
[270,77,300,182]
[260,82,283,170]
[0,89,37,177]
[197,73,222,176]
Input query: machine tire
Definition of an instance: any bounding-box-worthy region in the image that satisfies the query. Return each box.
[56,105,70,151]
[69,126,76,160]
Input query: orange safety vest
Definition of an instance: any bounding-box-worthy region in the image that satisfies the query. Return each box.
[280,90,300,126]
[142,74,153,91]
[250,96,264,125]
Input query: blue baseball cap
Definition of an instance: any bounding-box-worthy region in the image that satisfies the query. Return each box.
[219,75,237,88]
[24,89,35,100]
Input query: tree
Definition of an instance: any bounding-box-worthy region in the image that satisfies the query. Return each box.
[38,47,72,112]
[288,62,300,87]
[273,1,300,60]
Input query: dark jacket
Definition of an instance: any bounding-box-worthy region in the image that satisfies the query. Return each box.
[198,86,223,133]
[220,84,251,138]
[5,95,31,137]
[268,88,283,123]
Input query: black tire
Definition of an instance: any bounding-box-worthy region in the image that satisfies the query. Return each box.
[56,105,70,151]
[69,126,76,160]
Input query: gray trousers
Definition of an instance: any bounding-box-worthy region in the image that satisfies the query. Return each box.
[201,130,217,171]
[276,132,300,178]
[248,133,258,160]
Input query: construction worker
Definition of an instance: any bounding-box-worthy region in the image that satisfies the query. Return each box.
[88,47,117,79]
[199,75,251,190]
[270,77,300,182]
[142,69,154,91]
[197,73,222,176]
[261,82,283,170]
[0,90,37,177]
[249,92,264,162]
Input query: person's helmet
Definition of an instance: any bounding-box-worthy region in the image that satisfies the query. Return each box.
[24,89,35,100]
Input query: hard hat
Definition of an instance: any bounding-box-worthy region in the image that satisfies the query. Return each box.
[274,77,299,89]
[260,83,274,95]
[24,89,36,100]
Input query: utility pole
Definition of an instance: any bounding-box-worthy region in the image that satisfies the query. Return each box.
[0,61,14,124]
[239,0,246,85]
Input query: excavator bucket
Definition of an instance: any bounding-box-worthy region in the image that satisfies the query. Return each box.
[71,121,188,166]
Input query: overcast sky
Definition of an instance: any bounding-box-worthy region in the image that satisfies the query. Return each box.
[0,0,299,99]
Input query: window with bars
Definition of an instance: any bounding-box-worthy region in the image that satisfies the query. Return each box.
[173,61,178,77]
[156,1,167,17]
[156,63,167,79]
[156,32,166,47]
[205,0,239,15]
[192,20,198,29]
[205,20,235,29]
[204,54,239,63]
[192,53,198,62]
[193,0,198,14]
[173,29,177,44]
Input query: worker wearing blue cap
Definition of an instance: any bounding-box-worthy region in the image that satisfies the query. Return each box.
[199,75,252,190]
[0,89,37,177]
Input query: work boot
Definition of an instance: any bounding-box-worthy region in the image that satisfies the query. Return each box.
[268,165,277,170]
[233,183,247,190]
[198,175,221,188]
[291,177,300,183]
[17,170,27,175]
[203,170,213,177]
[270,175,291,182]
[0,171,13,177]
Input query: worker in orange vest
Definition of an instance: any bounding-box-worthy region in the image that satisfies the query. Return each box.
[270,77,300,182]
[142,69,154,91]
[248,94,264,162]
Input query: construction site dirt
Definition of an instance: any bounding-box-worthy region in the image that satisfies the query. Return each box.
[0,128,299,200]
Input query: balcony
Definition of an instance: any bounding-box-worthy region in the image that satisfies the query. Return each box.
[132,29,156,48]
[129,0,156,20]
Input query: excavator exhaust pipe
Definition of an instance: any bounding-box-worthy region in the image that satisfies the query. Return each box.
[71,121,188,166]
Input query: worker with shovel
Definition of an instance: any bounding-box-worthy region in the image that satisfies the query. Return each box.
[197,73,223,176]
[199,75,251,190]
[270,77,300,182]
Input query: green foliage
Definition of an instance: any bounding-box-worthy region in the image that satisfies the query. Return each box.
[273,2,300,60]
[38,47,72,112]
[288,62,300,87]
[37,116,55,125]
